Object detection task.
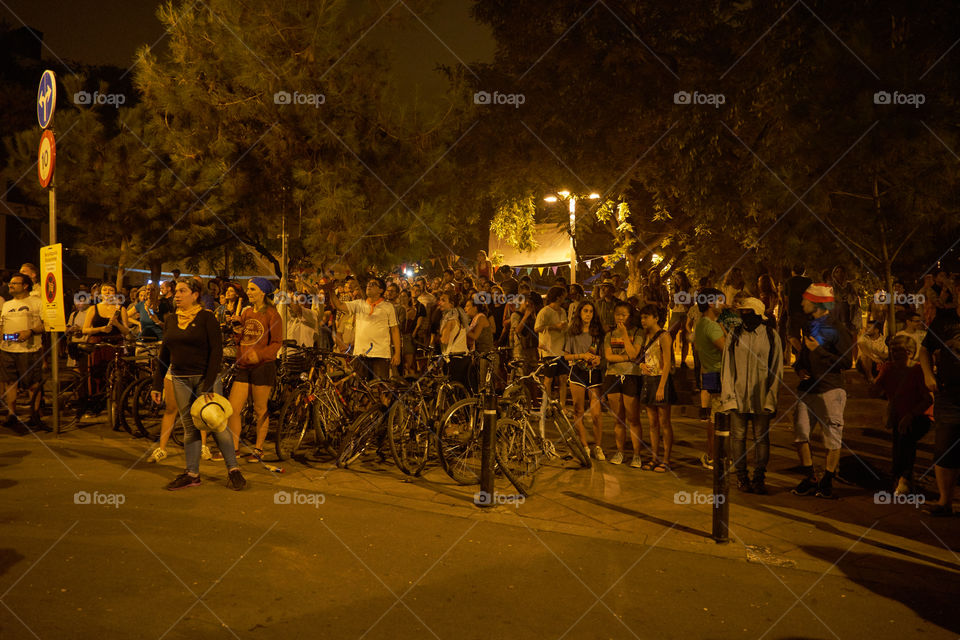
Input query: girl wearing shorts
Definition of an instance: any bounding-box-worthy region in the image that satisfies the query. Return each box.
[602,301,644,467]
[638,304,677,472]
[563,301,605,459]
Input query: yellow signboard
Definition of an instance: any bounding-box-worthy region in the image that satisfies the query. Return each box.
[41,244,66,332]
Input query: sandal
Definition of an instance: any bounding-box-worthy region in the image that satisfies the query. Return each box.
[640,460,656,471]
[653,462,670,473]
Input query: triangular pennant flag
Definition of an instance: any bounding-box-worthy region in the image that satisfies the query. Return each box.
[551,266,559,275]
[586,259,592,269]
[526,267,534,275]
[453,255,460,263]
[538,267,545,276]
[514,267,521,275]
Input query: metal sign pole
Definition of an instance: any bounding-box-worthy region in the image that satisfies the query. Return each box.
[50,177,60,435]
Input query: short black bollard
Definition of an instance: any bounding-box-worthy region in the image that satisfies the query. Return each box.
[712,411,730,543]
[477,387,498,508]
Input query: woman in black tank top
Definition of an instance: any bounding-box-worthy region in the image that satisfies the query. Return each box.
[82,283,131,343]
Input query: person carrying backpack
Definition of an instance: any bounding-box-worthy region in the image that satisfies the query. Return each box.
[720,298,783,494]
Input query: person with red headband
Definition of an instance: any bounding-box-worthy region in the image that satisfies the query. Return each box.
[323,277,400,381]
[790,283,853,499]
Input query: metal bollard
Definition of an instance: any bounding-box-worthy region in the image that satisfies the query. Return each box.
[712,411,730,543]
[478,385,498,508]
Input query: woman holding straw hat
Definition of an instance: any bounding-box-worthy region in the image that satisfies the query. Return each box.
[152,279,245,491]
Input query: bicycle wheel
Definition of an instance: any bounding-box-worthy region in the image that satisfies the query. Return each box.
[336,407,386,468]
[132,377,163,440]
[387,396,429,476]
[239,402,257,444]
[55,370,86,430]
[313,389,347,456]
[436,398,483,485]
[275,387,312,461]
[547,404,591,468]
[494,417,540,497]
[116,377,141,435]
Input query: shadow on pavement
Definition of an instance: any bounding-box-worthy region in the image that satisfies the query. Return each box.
[0,449,31,468]
[561,491,711,539]
[802,545,960,636]
[756,504,960,573]
[0,548,26,579]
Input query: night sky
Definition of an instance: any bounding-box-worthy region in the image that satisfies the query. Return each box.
[1,0,494,95]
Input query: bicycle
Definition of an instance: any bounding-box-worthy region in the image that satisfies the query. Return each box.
[438,357,590,494]
[274,348,371,460]
[385,353,470,475]
[56,340,147,432]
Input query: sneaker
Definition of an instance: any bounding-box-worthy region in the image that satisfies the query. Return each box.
[608,451,624,465]
[629,456,643,469]
[227,469,246,491]
[201,445,212,461]
[246,448,264,463]
[894,477,910,496]
[700,454,714,470]
[593,446,606,462]
[165,473,201,491]
[148,448,167,463]
[791,477,818,496]
[737,477,754,493]
[211,451,224,461]
[815,477,835,499]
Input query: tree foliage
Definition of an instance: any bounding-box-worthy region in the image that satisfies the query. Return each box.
[464,0,960,291]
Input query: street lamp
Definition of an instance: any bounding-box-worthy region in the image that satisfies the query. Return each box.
[544,191,600,284]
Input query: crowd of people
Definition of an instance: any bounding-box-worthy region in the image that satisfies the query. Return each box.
[6,254,960,514]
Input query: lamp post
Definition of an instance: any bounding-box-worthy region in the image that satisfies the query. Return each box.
[545,191,599,284]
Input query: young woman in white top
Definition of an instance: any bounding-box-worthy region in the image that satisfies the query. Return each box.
[438,292,470,388]
[637,304,677,472]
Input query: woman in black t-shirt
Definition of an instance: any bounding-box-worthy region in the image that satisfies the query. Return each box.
[152,279,245,491]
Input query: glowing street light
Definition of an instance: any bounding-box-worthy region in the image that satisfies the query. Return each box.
[543,191,602,284]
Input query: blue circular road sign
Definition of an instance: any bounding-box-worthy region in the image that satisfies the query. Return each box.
[37,70,57,129]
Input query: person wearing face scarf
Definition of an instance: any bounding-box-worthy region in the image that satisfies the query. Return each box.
[152,279,244,490]
[719,298,783,495]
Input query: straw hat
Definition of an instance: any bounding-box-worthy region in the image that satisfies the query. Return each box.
[190,394,233,432]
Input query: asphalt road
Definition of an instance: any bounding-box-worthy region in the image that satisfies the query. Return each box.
[1,425,958,640]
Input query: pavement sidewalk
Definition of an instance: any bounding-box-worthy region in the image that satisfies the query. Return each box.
[1,369,958,638]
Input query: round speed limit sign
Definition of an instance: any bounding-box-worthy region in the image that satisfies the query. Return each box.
[38,129,56,188]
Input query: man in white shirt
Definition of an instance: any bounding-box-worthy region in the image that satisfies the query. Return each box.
[1,273,45,428]
[324,277,399,380]
[895,312,926,364]
[857,321,888,382]
[535,286,569,428]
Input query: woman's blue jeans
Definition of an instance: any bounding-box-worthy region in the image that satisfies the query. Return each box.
[170,375,238,474]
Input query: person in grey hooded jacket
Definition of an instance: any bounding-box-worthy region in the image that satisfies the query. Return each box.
[720,297,783,494]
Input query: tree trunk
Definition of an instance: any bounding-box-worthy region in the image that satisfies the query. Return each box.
[116,237,129,291]
[626,252,648,297]
[875,176,896,335]
[149,259,163,284]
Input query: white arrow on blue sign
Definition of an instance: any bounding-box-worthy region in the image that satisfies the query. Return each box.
[37,70,57,129]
